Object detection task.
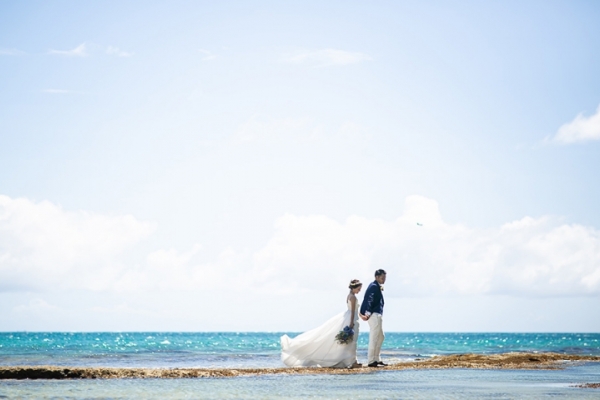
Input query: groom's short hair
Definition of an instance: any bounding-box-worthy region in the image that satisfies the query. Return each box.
[375,269,386,276]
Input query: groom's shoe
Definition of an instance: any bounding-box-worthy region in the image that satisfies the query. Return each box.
[368,362,380,368]
[377,361,388,367]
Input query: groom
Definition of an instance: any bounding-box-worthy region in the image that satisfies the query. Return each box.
[360,269,387,367]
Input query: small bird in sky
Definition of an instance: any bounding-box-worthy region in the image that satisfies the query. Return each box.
[416,222,423,226]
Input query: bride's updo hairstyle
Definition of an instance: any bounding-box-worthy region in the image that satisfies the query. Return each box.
[349,279,362,289]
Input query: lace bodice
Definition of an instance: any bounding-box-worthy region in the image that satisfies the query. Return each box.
[347,299,360,322]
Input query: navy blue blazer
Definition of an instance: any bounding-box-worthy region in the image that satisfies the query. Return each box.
[360,280,384,316]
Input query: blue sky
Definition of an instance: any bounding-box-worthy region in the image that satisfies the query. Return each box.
[1,1,599,332]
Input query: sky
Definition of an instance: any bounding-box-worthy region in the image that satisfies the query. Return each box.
[1,0,599,332]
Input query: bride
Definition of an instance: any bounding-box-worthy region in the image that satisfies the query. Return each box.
[281,279,363,368]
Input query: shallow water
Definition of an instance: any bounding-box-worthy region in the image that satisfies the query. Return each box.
[2,363,600,399]
[3,332,599,398]
[2,332,598,368]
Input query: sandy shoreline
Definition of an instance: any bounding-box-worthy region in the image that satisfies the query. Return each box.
[1,353,599,380]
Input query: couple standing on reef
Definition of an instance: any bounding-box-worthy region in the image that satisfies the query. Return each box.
[281,269,387,369]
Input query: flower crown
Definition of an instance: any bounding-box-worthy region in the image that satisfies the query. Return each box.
[348,279,362,289]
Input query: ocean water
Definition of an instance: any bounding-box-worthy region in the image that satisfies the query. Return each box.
[2,332,599,399]
[2,363,600,399]
[1,332,599,368]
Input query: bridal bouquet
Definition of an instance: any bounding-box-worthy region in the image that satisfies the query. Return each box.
[335,326,355,345]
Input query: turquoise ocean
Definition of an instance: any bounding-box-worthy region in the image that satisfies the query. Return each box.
[1,332,600,399]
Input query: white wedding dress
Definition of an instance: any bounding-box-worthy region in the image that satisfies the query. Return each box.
[281,299,359,368]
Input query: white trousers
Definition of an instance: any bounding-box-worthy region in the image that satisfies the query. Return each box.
[367,313,384,364]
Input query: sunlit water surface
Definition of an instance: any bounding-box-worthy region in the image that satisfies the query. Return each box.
[2,363,600,399]
[1,332,598,368]
[2,332,599,398]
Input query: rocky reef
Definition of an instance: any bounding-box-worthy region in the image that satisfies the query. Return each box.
[1,352,599,380]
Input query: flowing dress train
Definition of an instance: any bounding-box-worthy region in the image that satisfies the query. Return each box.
[280,300,359,368]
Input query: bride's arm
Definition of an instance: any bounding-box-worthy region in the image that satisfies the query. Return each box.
[349,295,357,329]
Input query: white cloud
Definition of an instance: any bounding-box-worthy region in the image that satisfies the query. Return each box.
[48,43,87,57]
[91,303,156,317]
[198,49,216,61]
[548,104,600,144]
[12,298,59,313]
[1,194,598,298]
[0,194,245,293]
[112,246,244,292]
[283,48,371,67]
[0,195,155,291]
[106,46,133,57]
[249,196,600,297]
